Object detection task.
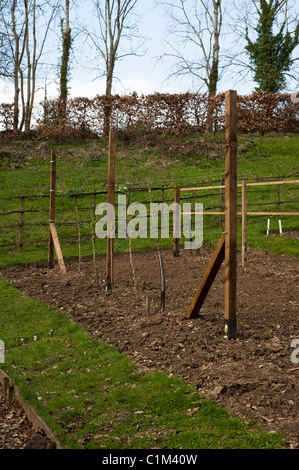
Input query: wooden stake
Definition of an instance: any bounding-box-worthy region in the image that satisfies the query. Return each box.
[224,90,238,339]
[242,180,247,270]
[186,234,225,319]
[106,131,116,291]
[48,150,56,269]
[146,296,151,313]
[173,186,180,257]
[126,188,131,239]
[49,223,66,275]
[91,193,97,271]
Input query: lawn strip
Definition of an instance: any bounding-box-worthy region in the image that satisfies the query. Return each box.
[0,277,285,449]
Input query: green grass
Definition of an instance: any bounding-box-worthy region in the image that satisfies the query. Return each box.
[0,133,298,267]
[0,277,285,449]
[0,132,297,449]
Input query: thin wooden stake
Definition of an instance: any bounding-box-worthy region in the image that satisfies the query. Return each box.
[128,234,137,294]
[224,90,238,339]
[149,182,166,312]
[48,150,56,269]
[126,188,131,239]
[146,296,151,314]
[106,131,116,291]
[242,180,247,270]
[173,186,180,257]
[74,196,81,272]
[277,183,282,236]
[91,193,97,271]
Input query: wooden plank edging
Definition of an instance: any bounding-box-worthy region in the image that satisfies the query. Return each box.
[0,368,63,449]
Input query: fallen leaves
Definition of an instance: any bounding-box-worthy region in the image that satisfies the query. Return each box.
[0,384,52,449]
[184,407,200,416]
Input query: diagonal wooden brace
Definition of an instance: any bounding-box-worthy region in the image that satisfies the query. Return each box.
[186,234,225,320]
[49,223,66,275]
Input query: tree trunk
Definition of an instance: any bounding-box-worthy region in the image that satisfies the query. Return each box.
[60,0,71,111]
[13,56,19,131]
[206,0,221,133]
[11,0,19,131]
[24,0,31,133]
[103,57,114,137]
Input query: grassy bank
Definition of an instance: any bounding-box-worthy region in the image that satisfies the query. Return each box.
[0,277,285,449]
[0,133,298,267]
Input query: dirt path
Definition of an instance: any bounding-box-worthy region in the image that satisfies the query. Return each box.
[2,246,298,448]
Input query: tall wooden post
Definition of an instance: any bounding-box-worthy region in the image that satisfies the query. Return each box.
[106,131,116,291]
[224,90,238,339]
[242,180,247,270]
[220,175,225,230]
[48,150,56,269]
[173,186,180,257]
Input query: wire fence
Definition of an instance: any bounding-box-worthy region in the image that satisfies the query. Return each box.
[0,175,298,254]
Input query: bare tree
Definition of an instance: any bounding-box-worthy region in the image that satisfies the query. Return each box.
[0,0,26,129]
[80,0,144,135]
[157,0,223,131]
[158,0,223,98]
[0,0,59,132]
[0,1,14,80]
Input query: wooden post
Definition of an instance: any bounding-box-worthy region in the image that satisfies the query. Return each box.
[220,175,225,230]
[48,150,56,269]
[18,196,25,252]
[173,186,180,257]
[106,131,116,291]
[242,180,247,270]
[224,90,238,339]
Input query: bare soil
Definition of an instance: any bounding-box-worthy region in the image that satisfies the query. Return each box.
[2,246,299,449]
[268,230,299,240]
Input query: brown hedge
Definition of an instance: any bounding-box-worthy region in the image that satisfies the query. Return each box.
[0,92,298,141]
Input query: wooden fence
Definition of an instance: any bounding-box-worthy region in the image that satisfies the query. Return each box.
[177,178,299,267]
[0,178,298,252]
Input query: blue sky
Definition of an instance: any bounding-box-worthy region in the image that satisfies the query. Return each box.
[68,0,256,98]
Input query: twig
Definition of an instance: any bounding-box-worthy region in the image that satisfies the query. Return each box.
[149,181,166,312]
[74,196,81,272]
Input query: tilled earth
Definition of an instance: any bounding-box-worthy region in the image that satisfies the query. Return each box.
[1,246,299,448]
[0,384,54,449]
